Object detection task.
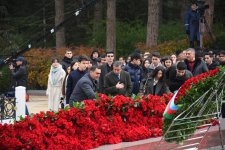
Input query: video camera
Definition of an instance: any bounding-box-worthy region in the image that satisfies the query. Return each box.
[196,0,209,17]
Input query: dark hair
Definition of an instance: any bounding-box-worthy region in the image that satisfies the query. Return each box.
[219,51,225,55]
[100,54,106,58]
[177,62,187,70]
[161,56,173,68]
[70,60,78,71]
[196,50,204,59]
[90,49,99,59]
[78,55,89,62]
[51,57,60,64]
[89,65,101,72]
[130,52,141,61]
[151,66,165,80]
[152,51,161,58]
[106,51,114,55]
[175,50,182,56]
[161,56,172,62]
[204,52,214,58]
[142,59,151,69]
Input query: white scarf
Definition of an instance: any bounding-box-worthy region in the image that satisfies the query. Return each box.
[49,64,63,85]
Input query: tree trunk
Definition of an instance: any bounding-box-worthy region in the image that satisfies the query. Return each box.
[146,0,160,48]
[55,0,65,50]
[106,0,116,54]
[204,0,214,31]
[93,0,103,34]
[159,0,163,23]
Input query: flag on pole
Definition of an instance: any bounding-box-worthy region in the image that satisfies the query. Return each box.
[163,90,179,119]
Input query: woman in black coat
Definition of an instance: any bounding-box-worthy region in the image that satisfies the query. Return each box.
[144,66,170,96]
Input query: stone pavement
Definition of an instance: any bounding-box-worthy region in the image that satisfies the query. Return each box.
[26,91,225,150]
[26,90,48,114]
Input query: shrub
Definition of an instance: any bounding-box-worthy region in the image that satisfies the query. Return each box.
[136,39,189,56]
[0,66,11,93]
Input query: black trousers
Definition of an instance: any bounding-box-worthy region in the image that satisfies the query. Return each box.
[222,103,225,118]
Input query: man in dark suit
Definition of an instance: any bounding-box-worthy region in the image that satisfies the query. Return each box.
[69,66,101,106]
[104,61,132,97]
[98,51,114,93]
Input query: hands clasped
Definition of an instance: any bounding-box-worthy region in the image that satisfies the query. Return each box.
[116,82,124,89]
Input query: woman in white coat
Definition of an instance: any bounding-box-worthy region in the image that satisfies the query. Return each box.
[46,58,66,111]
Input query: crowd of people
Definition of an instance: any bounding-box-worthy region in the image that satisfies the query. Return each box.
[45,48,225,112]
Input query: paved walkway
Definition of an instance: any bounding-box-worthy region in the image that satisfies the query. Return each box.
[26,94,225,150]
[26,95,48,114]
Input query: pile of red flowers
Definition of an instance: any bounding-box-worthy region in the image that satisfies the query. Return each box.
[0,94,172,150]
[175,68,219,103]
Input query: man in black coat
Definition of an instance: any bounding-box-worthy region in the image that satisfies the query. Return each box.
[98,51,114,93]
[104,61,132,97]
[69,66,101,106]
[66,55,89,104]
[204,52,219,70]
[167,62,193,93]
[61,50,74,73]
[9,56,28,89]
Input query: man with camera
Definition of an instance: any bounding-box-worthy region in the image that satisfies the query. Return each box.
[9,56,28,89]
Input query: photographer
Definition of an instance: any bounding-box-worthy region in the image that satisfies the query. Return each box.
[9,56,28,89]
[185,2,200,48]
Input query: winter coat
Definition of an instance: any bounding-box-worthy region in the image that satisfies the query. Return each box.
[61,57,73,72]
[184,59,208,76]
[66,69,87,104]
[46,65,66,112]
[185,9,200,41]
[11,65,28,88]
[207,61,220,70]
[99,63,113,93]
[69,74,98,105]
[104,70,132,97]
[144,78,170,96]
[124,63,142,95]
[167,66,193,93]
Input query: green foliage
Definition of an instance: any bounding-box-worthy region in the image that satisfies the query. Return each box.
[73,101,85,109]
[158,21,186,43]
[212,23,225,49]
[88,21,106,48]
[89,21,189,57]
[116,21,146,57]
[0,66,12,93]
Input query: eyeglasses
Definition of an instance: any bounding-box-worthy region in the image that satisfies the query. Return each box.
[107,55,114,57]
[66,53,72,54]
